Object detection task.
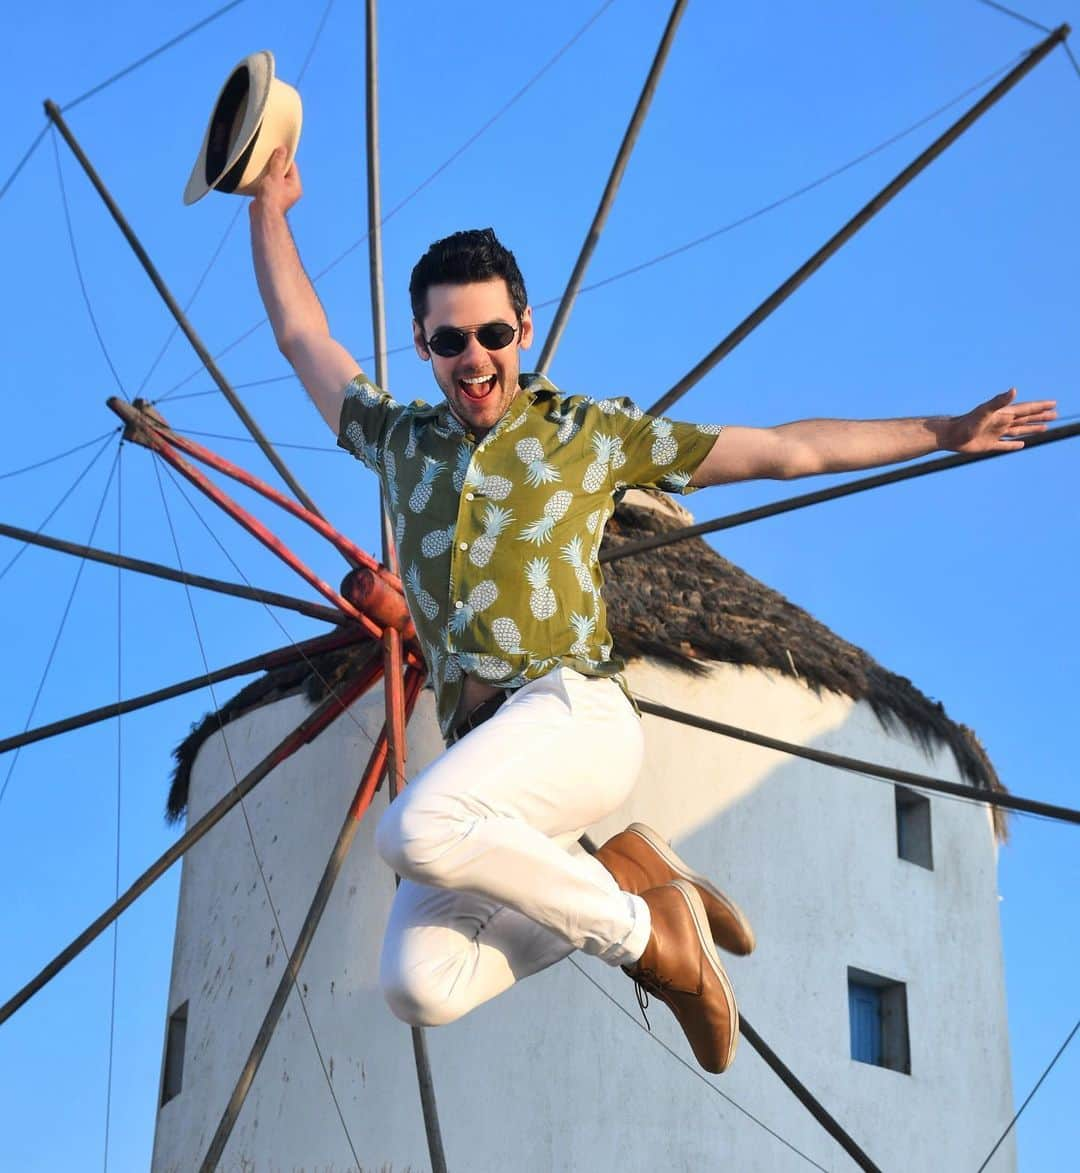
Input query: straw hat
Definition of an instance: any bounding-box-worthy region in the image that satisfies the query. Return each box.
[183,50,302,205]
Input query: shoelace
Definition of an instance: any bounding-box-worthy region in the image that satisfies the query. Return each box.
[630,966,671,1033]
[634,979,652,1031]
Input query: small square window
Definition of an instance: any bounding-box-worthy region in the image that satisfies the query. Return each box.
[895,786,933,869]
[160,1001,188,1107]
[848,968,910,1074]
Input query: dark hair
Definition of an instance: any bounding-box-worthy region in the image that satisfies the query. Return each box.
[409,228,528,327]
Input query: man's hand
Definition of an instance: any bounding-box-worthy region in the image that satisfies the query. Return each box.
[250,146,303,218]
[944,388,1058,453]
[689,388,1061,487]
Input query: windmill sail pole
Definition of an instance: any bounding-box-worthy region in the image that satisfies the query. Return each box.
[364,2,450,1169]
[537,0,689,373]
[198,668,426,1173]
[0,661,384,1027]
[0,626,366,756]
[648,23,1071,416]
[601,415,1080,564]
[0,519,345,623]
[739,1016,882,1172]
[363,0,408,797]
[42,100,331,525]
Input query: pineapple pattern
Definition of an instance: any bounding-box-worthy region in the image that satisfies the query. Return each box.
[582,433,626,493]
[409,456,446,512]
[345,420,380,472]
[515,436,560,487]
[470,504,513,568]
[337,372,717,738]
[384,451,399,511]
[441,412,467,437]
[586,506,608,569]
[491,616,525,655]
[596,397,643,420]
[650,418,679,466]
[449,580,498,635]
[556,408,585,445]
[421,523,456,559]
[405,563,439,622]
[346,379,383,408]
[560,536,596,599]
[458,652,513,681]
[438,626,463,684]
[360,437,383,472]
[518,490,573,545]
[658,469,693,492]
[452,442,472,492]
[404,419,420,459]
[465,460,513,502]
[525,557,557,620]
[569,612,596,657]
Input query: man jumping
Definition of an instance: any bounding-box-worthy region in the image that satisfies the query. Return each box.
[249,146,1055,1073]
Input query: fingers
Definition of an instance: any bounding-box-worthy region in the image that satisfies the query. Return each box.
[1001,426,1047,440]
[961,387,1060,454]
[981,389,1057,428]
[1010,402,1057,420]
[1001,405,1057,437]
[983,390,1058,415]
[268,145,301,183]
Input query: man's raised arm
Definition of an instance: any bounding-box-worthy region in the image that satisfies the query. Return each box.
[689,389,1057,487]
[249,146,361,433]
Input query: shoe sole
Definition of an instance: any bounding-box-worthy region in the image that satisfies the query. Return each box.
[626,823,756,954]
[670,879,739,1072]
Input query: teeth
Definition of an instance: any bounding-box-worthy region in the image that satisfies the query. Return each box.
[463,375,493,385]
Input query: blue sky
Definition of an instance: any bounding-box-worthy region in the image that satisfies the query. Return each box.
[1,1,1077,1168]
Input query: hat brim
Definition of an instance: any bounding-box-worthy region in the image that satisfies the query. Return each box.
[184,50,298,205]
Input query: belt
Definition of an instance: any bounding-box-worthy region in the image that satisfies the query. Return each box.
[449,690,511,745]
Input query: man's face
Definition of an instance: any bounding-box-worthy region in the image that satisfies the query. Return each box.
[413,278,533,437]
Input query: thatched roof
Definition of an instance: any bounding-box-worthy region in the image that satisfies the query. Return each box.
[603,492,1004,838]
[166,490,1005,836]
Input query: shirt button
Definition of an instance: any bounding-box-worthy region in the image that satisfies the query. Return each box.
[465,492,475,501]
[459,542,468,551]
[454,600,464,610]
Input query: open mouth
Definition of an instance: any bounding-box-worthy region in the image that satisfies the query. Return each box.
[459,374,497,401]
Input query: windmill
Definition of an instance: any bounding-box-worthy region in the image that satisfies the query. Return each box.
[2,4,1078,1168]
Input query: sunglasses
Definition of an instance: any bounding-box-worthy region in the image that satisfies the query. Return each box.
[424,321,519,358]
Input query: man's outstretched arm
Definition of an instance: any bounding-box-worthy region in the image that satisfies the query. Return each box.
[249,147,361,432]
[689,389,1058,487]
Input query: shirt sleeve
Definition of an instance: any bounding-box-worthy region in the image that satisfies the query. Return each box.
[597,396,722,495]
[336,375,406,473]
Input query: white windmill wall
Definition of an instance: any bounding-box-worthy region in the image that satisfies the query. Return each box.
[152,659,1015,1172]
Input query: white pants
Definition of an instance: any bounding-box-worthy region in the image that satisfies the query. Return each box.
[374,668,651,1027]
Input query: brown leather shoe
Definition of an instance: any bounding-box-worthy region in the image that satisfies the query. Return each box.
[626,880,739,1073]
[597,823,755,955]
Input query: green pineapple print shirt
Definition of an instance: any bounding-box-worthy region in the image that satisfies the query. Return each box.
[338,373,721,740]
